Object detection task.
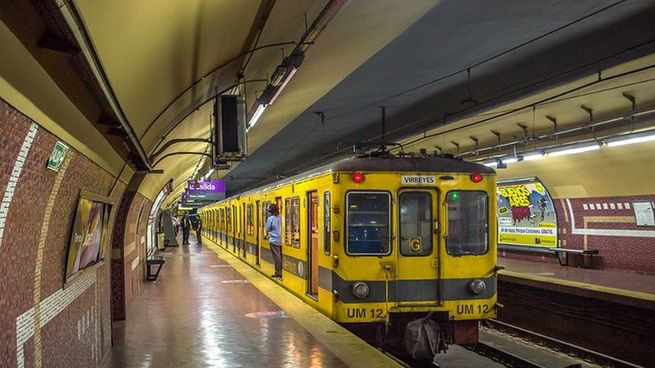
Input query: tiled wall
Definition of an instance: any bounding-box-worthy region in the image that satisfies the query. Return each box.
[0,99,134,367]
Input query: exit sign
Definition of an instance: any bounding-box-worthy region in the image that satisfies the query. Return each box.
[47,141,69,172]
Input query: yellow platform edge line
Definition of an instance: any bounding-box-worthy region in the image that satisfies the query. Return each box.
[203,237,402,368]
[499,269,655,303]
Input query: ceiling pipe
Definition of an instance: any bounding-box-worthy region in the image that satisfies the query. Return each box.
[149,138,211,162]
[152,151,212,167]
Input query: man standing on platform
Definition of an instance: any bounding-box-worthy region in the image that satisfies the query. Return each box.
[195,217,202,246]
[265,203,282,278]
[181,214,191,245]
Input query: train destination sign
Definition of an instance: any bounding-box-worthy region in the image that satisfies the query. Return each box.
[401,176,436,185]
[497,177,558,248]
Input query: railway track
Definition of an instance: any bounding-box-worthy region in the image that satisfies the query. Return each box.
[486,319,645,368]
[497,274,654,367]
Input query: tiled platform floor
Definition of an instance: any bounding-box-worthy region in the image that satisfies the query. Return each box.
[106,237,348,368]
[499,256,655,296]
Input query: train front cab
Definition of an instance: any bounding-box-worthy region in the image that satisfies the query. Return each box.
[333,169,497,351]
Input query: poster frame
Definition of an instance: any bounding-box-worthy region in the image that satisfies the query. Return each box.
[496,177,559,252]
[63,190,114,286]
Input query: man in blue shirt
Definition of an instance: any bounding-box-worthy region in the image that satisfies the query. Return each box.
[265,203,282,278]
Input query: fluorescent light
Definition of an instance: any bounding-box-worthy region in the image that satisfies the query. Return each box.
[268,67,297,105]
[203,168,215,181]
[483,161,497,167]
[247,103,267,131]
[607,133,655,147]
[547,143,600,157]
[502,158,518,164]
[522,152,545,161]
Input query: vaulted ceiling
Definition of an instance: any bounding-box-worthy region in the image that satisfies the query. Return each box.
[2,0,655,207]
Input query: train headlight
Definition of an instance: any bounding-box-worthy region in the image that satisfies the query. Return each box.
[468,279,486,295]
[351,282,370,299]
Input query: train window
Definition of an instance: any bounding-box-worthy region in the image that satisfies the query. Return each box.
[262,201,270,235]
[346,192,391,256]
[227,206,233,233]
[284,197,300,248]
[446,191,488,255]
[399,192,432,256]
[323,191,331,255]
[246,204,254,235]
[220,208,225,231]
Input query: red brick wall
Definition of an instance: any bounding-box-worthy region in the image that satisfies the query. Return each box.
[0,99,139,367]
[555,196,655,274]
[503,194,655,274]
[110,191,153,321]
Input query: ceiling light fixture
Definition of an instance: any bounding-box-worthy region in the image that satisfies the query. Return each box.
[203,168,215,181]
[268,66,297,105]
[606,131,655,147]
[547,143,601,157]
[246,103,267,131]
[522,152,545,161]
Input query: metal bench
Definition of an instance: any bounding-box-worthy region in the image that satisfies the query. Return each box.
[146,255,166,281]
[549,248,599,269]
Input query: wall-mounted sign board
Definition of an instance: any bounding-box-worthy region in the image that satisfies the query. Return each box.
[47,141,69,172]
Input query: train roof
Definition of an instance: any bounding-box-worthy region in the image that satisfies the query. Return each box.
[220,156,495,201]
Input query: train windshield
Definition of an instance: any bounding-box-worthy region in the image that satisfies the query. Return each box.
[346,192,391,255]
[446,191,488,255]
[399,192,433,256]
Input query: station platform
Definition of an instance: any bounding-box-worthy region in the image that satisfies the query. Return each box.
[106,235,399,368]
[498,255,655,303]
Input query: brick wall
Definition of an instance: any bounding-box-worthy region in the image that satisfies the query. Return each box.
[0,98,137,367]
[503,194,655,274]
[555,196,655,273]
[110,191,153,321]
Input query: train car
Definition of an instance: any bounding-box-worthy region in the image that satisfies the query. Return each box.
[200,154,498,359]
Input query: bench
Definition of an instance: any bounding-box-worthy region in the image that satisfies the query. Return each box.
[549,248,599,269]
[146,255,166,281]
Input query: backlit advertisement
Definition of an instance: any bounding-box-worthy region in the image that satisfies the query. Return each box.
[65,193,112,280]
[497,177,557,248]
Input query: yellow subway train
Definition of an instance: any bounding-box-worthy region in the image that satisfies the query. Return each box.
[199,155,498,359]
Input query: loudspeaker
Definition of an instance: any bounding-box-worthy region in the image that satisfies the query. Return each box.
[212,95,247,164]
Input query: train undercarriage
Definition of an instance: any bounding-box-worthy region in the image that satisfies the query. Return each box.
[343,312,480,361]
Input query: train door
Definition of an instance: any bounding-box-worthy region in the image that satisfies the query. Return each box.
[241,203,247,257]
[232,205,236,252]
[397,189,440,305]
[306,191,319,299]
[255,201,261,266]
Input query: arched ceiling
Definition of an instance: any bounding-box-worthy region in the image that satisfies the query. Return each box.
[2,0,655,208]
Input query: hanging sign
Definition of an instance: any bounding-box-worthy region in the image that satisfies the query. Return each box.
[497,177,558,248]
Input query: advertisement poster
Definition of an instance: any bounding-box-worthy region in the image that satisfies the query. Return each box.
[497,178,557,248]
[66,196,111,280]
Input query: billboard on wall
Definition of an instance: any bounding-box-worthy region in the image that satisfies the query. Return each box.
[65,192,112,281]
[497,177,558,248]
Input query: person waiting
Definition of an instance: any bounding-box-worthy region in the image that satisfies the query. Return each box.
[181,214,191,245]
[265,204,282,278]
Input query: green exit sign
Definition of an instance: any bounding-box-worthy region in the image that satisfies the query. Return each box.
[47,141,69,172]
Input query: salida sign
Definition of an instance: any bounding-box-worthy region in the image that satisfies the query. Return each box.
[187,180,226,193]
